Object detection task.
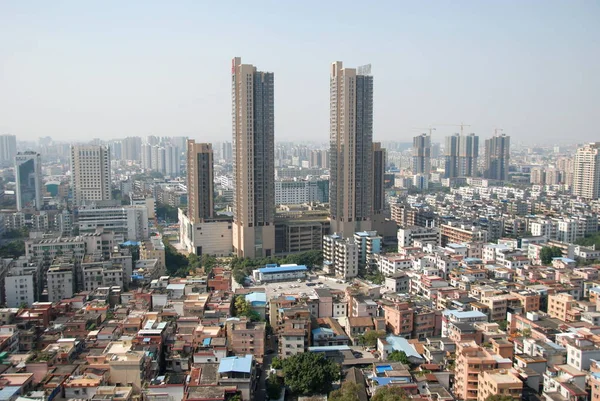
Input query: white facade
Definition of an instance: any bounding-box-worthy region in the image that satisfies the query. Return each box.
[274,180,328,205]
[179,209,233,256]
[77,204,149,241]
[47,264,75,302]
[5,260,37,307]
[70,145,111,206]
[572,142,600,199]
[377,254,412,276]
[397,226,440,248]
[323,234,358,279]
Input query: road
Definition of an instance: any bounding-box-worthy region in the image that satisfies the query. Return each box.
[255,350,274,401]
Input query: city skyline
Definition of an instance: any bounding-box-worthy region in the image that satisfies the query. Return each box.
[1,1,599,144]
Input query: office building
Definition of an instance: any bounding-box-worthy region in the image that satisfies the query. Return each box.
[15,151,43,211]
[572,142,600,200]
[329,61,374,238]
[70,145,111,206]
[0,135,17,167]
[231,57,275,258]
[483,134,510,181]
[274,179,329,205]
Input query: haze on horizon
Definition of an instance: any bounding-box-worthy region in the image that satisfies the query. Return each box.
[1,1,598,145]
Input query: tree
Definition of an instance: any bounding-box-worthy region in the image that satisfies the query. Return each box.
[371,386,410,401]
[485,396,515,401]
[282,352,341,395]
[540,246,562,265]
[163,238,190,277]
[266,373,283,400]
[329,382,362,401]
[270,357,283,369]
[360,330,387,347]
[387,350,410,364]
[233,296,261,321]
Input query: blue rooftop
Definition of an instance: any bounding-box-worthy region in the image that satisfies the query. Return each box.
[245,292,267,306]
[0,386,20,401]
[385,335,422,359]
[203,338,211,346]
[552,257,576,263]
[257,264,308,274]
[218,355,253,374]
[312,327,335,336]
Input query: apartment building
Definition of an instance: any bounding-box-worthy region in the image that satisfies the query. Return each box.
[440,223,488,246]
[477,369,522,401]
[225,317,266,359]
[397,226,441,247]
[547,293,577,322]
[47,261,75,303]
[323,234,359,279]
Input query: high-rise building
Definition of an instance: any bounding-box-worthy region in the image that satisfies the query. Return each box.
[70,145,111,206]
[329,61,374,238]
[444,133,479,178]
[412,133,431,175]
[0,135,17,167]
[572,142,600,200]
[231,57,275,258]
[15,151,43,211]
[372,142,386,216]
[458,133,479,177]
[444,134,460,178]
[187,140,214,224]
[141,142,152,170]
[484,134,510,181]
[122,136,142,161]
[221,141,233,162]
[164,144,180,177]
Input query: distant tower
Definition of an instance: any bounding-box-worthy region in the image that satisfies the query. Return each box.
[187,140,214,223]
[484,134,510,181]
[372,142,386,216]
[412,133,431,175]
[458,133,479,177]
[444,134,460,178]
[0,135,17,167]
[572,142,600,200]
[70,145,111,206]
[15,151,43,211]
[231,57,275,258]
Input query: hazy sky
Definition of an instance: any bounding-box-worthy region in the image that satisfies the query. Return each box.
[1,1,599,145]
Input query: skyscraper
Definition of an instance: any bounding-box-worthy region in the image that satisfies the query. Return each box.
[484,134,510,181]
[0,135,17,167]
[444,133,479,178]
[329,61,374,238]
[70,145,111,206]
[444,134,460,179]
[187,140,214,223]
[231,57,275,258]
[15,151,43,211]
[572,142,600,200]
[458,133,479,177]
[412,133,431,175]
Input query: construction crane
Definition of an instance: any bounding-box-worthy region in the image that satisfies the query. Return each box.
[434,123,472,135]
[412,127,437,136]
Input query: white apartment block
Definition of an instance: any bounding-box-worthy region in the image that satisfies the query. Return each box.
[572,142,600,200]
[377,254,412,276]
[274,180,328,205]
[4,258,38,308]
[323,234,358,279]
[397,226,441,248]
[77,204,149,241]
[70,145,111,206]
[26,232,116,264]
[81,259,125,292]
[47,263,75,302]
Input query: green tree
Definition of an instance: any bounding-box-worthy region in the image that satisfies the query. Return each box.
[163,238,190,277]
[233,296,260,321]
[266,373,283,400]
[329,382,362,401]
[540,246,563,265]
[360,330,387,347]
[201,254,217,274]
[388,350,410,364]
[371,386,410,401]
[282,352,341,395]
[485,396,516,401]
[270,357,283,370]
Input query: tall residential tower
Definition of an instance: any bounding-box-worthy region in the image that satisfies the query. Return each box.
[70,145,111,206]
[329,61,374,238]
[231,57,275,258]
[483,133,510,181]
[572,142,600,200]
[187,140,214,223]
